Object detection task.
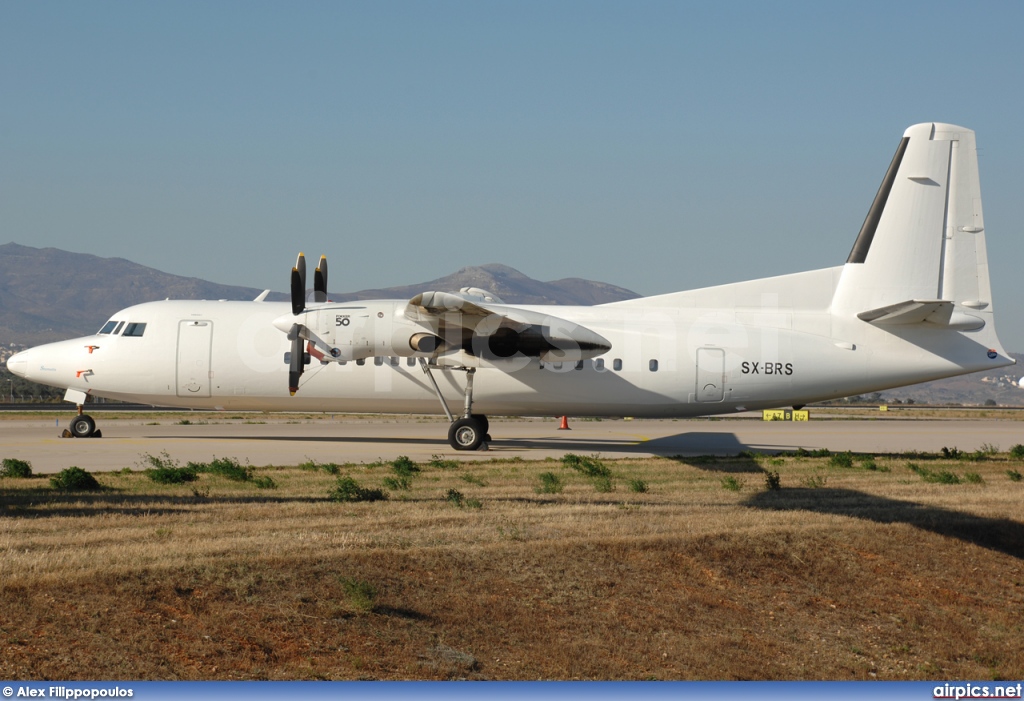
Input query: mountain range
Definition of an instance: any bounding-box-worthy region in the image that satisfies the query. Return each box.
[1,242,1020,406]
[0,243,638,345]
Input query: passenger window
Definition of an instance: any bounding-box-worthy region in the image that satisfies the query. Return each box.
[552,362,563,370]
[98,321,117,335]
[574,360,584,370]
[613,359,622,371]
[390,357,399,367]
[407,358,416,367]
[122,323,146,337]
[649,359,659,372]
[356,358,366,366]
[374,356,384,366]
[593,358,605,371]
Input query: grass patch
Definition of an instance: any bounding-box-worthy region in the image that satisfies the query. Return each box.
[428,455,459,470]
[763,470,781,490]
[537,472,564,494]
[50,466,101,491]
[561,453,611,478]
[829,452,854,469]
[1010,444,1024,460]
[1007,469,1023,482]
[964,472,984,485]
[299,459,341,475]
[252,475,277,490]
[189,457,253,482]
[1,458,32,478]
[720,476,744,492]
[142,453,198,484]
[329,476,388,503]
[339,577,377,614]
[460,474,487,487]
[627,478,649,493]
[592,475,614,493]
[908,463,961,484]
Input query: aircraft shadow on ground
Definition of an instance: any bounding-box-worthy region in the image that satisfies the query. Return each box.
[744,488,1024,560]
[0,490,336,520]
[154,429,802,462]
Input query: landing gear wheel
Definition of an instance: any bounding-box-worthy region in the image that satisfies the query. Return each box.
[449,417,485,451]
[70,414,97,438]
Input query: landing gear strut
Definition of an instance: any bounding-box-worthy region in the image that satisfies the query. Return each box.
[419,359,489,451]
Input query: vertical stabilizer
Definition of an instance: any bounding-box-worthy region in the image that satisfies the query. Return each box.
[832,123,1004,354]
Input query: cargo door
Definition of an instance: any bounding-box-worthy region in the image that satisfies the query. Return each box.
[695,347,725,402]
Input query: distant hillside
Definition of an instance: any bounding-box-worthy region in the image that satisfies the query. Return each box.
[0,243,269,345]
[331,263,640,306]
[0,244,639,345]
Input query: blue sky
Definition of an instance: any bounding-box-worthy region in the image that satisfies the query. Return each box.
[3,1,1024,347]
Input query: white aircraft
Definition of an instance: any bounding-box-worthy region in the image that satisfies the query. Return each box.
[7,123,1015,450]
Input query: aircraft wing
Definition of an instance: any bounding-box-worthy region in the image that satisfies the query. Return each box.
[406,290,611,361]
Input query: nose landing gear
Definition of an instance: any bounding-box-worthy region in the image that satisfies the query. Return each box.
[63,406,101,438]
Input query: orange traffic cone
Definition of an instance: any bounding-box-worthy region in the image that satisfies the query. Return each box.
[558,415,571,430]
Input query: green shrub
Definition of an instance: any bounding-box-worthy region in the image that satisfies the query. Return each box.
[561,453,610,477]
[1010,445,1024,460]
[460,473,487,486]
[390,455,420,477]
[592,475,614,493]
[627,478,649,493]
[50,467,101,491]
[721,476,743,492]
[764,470,781,490]
[537,472,564,494]
[941,446,963,460]
[339,577,377,613]
[146,464,198,484]
[829,452,854,469]
[859,456,878,471]
[382,476,412,491]
[445,488,465,507]
[190,457,253,482]
[909,463,961,484]
[1,458,32,478]
[299,459,340,474]
[329,476,388,502]
[964,472,984,485]
[253,475,277,489]
[1007,469,1022,482]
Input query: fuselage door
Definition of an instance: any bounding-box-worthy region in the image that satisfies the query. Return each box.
[177,320,213,397]
[695,347,725,402]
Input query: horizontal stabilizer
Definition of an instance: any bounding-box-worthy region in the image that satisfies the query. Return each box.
[857,299,985,330]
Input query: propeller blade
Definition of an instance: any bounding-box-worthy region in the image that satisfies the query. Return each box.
[314,255,328,303]
[288,335,304,395]
[290,252,307,315]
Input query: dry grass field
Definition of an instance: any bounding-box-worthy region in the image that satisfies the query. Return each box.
[1,446,1023,680]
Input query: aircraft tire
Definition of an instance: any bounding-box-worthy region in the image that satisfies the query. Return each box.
[449,417,485,451]
[70,414,97,438]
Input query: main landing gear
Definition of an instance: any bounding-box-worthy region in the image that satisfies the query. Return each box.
[63,406,101,438]
[419,359,490,451]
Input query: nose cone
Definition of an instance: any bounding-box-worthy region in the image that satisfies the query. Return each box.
[6,350,29,379]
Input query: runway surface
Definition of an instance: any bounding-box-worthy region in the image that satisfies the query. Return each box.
[2,413,1023,473]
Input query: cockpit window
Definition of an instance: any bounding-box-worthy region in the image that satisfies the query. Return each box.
[98,321,118,334]
[122,322,147,337]
[113,321,125,335]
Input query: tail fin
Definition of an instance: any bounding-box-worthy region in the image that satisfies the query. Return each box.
[832,123,1007,353]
